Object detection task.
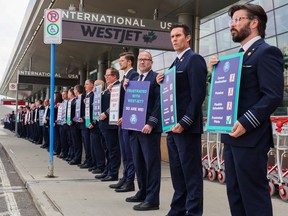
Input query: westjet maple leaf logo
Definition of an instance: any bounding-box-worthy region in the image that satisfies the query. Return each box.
[143,31,157,43]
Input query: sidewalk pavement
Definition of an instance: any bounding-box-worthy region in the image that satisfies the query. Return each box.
[0,127,287,216]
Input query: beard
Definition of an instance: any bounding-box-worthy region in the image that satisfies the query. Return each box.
[231,23,251,43]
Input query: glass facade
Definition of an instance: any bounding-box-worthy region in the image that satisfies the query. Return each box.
[199,0,288,115]
[114,0,288,116]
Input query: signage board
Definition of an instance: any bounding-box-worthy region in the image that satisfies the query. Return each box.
[2,100,26,106]
[206,53,243,133]
[122,81,150,131]
[160,66,177,132]
[62,21,173,50]
[44,9,62,44]
[9,83,17,91]
[61,10,172,31]
[109,85,121,125]
[18,84,33,91]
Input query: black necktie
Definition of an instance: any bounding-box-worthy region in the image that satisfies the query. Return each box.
[173,57,179,66]
[139,74,144,81]
[239,48,244,53]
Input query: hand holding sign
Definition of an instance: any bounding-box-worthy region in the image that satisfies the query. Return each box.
[156,72,164,85]
[229,120,246,138]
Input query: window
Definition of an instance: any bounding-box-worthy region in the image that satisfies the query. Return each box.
[251,0,273,11]
[266,11,276,37]
[200,19,215,38]
[216,29,236,52]
[215,13,230,31]
[274,0,288,8]
[275,5,288,34]
[199,34,217,56]
[277,32,288,57]
[265,37,277,46]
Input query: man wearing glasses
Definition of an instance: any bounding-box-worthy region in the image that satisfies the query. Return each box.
[208,4,284,216]
[125,51,162,211]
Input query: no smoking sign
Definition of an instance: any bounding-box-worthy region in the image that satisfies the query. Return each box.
[44,9,62,44]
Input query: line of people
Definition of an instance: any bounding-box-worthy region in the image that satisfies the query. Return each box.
[15,51,163,212]
[11,3,284,215]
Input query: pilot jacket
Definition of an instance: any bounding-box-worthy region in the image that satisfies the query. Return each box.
[129,70,162,205]
[167,49,207,216]
[118,69,138,183]
[222,38,284,216]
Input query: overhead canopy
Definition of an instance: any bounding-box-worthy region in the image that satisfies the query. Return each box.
[0,0,240,99]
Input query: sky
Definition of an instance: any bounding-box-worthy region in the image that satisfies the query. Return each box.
[0,0,30,84]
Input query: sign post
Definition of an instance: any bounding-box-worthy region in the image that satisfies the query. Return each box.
[44,9,62,177]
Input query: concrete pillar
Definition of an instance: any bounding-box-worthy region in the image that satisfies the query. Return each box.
[46,87,50,99]
[192,16,200,53]
[40,90,45,100]
[177,13,201,52]
[97,57,107,81]
[178,13,193,47]
[128,48,139,70]
[79,68,85,86]
[35,93,39,101]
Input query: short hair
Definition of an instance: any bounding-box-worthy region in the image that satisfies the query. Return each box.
[228,3,267,38]
[68,88,75,96]
[169,23,192,37]
[139,51,152,60]
[107,67,120,79]
[54,92,63,103]
[86,79,94,85]
[119,52,135,65]
[74,84,83,94]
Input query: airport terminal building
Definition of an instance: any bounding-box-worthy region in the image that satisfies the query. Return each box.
[0,0,287,114]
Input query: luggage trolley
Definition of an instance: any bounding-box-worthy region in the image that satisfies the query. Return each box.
[267,118,288,201]
[203,131,225,183]
[202,118,209,178]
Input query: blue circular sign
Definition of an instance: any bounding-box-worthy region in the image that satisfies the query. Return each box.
[223,61,230,72]
[130,114,137,125]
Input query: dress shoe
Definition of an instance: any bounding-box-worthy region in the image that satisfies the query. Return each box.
[109,178,125,189]
[57,154,64,158]
[40,144,48,149]
[133,201,159,211]
[88,166,97,172]
[95,173,107,179]
[125,195,145,203]
[92,168,103,174]
[79,164,91,169]
[101,176,118,182]
[69,160,81,165]
[78,161,87,167]
[115,182,135,192]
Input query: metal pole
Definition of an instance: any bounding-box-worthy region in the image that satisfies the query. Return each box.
[48,44,55,177]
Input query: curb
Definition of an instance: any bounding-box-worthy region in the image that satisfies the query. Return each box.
[1,142,63,216]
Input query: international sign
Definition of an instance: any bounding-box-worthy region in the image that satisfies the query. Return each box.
[44,9,62,44]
